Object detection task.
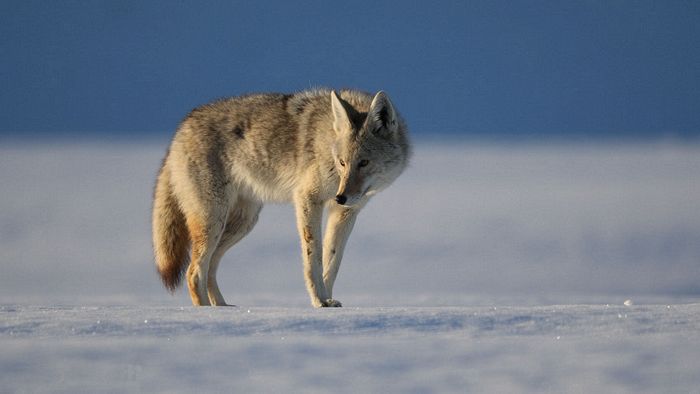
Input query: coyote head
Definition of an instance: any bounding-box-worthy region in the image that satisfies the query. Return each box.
[330,90,408,207]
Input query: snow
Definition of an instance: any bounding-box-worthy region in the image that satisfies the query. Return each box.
[1,140,699,392]
[2,304,700,392]
[3,304,700,393]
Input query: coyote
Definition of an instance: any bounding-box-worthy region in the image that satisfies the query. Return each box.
[152,89,410,307]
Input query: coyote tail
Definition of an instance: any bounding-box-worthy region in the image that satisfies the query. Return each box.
[152,161,189,291]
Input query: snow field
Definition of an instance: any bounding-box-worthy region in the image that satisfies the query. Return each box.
[2,304,700,393]
[1,140,699,392]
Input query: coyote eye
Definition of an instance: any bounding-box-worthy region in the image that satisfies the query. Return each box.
[339,159,346,167]
[359,159,369,167]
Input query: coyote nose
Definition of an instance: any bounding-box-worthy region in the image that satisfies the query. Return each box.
[335,194,347,205]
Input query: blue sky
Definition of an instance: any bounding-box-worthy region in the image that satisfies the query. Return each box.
[1,1,699,139]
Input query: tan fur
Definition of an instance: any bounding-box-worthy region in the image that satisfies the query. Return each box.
[152,164,189,292]
[152,88,410,307]
[185,215,210,305]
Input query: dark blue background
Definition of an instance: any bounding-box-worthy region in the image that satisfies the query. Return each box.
[2,1,699,140]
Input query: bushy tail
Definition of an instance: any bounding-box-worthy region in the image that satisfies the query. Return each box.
[152,162,189,291]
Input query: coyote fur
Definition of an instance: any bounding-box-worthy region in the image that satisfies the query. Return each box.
[152,89,410,307]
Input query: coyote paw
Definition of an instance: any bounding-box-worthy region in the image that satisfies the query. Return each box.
[322,299,342,307]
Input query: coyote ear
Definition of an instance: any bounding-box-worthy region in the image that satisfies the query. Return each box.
[330,91,352,136]
[367,91,398,138]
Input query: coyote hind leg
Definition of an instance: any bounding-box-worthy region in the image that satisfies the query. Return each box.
[206,199,262,306]
[185,208,228,306]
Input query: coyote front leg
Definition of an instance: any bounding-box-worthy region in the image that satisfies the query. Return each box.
[322,204,358,304]
[294,196,331,307]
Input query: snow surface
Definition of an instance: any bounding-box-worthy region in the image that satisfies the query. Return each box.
[1,140,699,392]
[2,304,700,393]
